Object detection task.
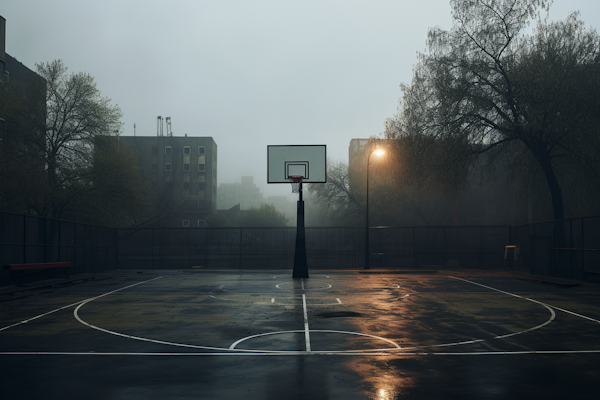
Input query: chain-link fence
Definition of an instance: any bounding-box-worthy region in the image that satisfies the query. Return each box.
[0,212,117,286]
[7,210,598,286]
[509,216,600,280]
[116,226,510,271]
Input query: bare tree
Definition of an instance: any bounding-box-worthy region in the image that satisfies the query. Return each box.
[1,60,158,227]
[393,1,600,229]
[306,161,365,226]
[34,60,123,219]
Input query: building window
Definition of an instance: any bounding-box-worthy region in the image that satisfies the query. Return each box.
[165,146,172,155]
[182,220,190,227]
[198,220,206,227]
[165,163,172,171]
[183,146,190,155]
[198,163,205,172]
[183,163,190,171]
[183,182,190,190]
[198,182,205,190]
[198,199,205,208]
[152,163,158,171]
[198,146,205,155]
[152,146,158,155]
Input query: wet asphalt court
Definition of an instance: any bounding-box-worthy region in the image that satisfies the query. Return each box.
[1,269,600,399]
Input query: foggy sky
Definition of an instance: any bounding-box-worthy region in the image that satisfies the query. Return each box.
[2,0,599,198]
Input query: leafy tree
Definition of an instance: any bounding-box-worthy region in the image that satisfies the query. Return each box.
[233,203,289,227]
[393,0,600,228]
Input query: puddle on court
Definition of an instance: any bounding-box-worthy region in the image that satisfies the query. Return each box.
[315,311,365,318]
[346,358,409,400]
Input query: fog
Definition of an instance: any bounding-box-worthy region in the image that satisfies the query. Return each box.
[3,0,599,198]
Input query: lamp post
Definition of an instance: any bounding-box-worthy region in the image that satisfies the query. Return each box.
[364,148,384,269]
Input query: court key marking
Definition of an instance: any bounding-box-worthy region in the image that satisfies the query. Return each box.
[302,293,311,352]
[5,274,600,357]
[0,276,164,333]
[450,276,600,325]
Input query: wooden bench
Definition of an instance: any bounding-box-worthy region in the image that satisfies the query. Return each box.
[3,262,71,286]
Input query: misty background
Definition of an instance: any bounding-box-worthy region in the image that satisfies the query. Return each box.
[3,0,599,199]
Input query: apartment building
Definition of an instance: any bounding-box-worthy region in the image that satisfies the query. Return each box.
[118,135,217,227]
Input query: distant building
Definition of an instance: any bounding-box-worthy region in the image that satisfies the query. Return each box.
[348,138,370,194]
[0,16,46,213]
[118,135,217,227]
[1,14,45,130]
[217,176,265,210]
[0,15,45,105]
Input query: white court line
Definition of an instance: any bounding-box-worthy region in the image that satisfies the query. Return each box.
[1,299,89,332]
[72,275,558,354]
[302,294,311,352]
[449,276,557,339]
[9,274,600,358]
[448,276,597,337]
[270,297,342,306]
[546,305,600,324]
[0,276,163,333]
[275,283,332,290]
[228,329,402,351]
[74,280,282,353]
[4,349,600,357]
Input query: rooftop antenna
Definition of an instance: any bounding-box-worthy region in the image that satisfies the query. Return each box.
[166,117,172,136]
[157,116,163,136]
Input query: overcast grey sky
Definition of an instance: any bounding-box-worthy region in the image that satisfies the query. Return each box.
[2,0,599,197]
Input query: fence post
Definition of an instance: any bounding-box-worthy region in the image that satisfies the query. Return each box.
[480,226,483,268]
[23,215,26,263]
[582,217,585,277]
[412,227,416,269]
[239,228,243,269]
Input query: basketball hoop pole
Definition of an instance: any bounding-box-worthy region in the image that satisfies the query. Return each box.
[267,144,326,278]
[291,178,309,278]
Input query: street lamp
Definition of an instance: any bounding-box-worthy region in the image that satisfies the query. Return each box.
[365,148,384,269]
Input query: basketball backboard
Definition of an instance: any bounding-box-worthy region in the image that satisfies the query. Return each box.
[267,145,327,183]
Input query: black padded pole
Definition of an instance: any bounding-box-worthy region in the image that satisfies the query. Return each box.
[292,183,309,278]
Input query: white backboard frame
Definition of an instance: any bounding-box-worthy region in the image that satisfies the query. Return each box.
[267,145,327,183]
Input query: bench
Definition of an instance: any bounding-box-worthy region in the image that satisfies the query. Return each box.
[3,262,71,286]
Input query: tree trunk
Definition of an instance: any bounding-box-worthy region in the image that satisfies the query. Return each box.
[538,151,564,221]
[537,151,567,249]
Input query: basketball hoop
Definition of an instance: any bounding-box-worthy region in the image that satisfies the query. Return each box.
[288,175,303,193]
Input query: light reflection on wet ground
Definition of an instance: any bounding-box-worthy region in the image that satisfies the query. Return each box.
[1,269,600,399]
